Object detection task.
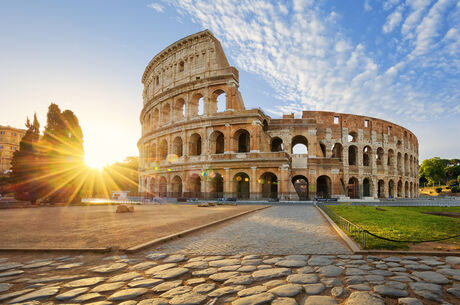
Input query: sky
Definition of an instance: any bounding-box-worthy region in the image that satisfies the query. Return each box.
[0,0,459,167]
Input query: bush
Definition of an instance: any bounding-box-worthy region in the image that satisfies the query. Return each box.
[450,186,460,193]
[435,187,443,193]
[447,179,458,189]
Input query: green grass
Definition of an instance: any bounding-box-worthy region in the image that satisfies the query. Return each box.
[327,205,460,250]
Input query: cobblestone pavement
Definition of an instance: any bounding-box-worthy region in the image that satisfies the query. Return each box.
[153,206,351,255]
[0,252,459,304]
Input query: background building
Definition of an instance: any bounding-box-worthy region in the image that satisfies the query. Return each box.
[0,125,26,174]
[138,30,419,200]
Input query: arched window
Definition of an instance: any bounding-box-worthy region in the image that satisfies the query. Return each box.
[320,143,327,157]
[363,178,371,197]
[348,132,357,142]
[173,98,185,121]
[363,146,371,166]
[234,172,250,199]
[189,133,202,156]
[348,177,359,198]
[234,129,250,153]
[331,143,343,160]
[376,147,384,166]
[178,61,185,72]
[317,176,332,199]
[171,176,183,197]
[209,131,225,154]
[189,174,201,198]
[161,103,171,124]
[259,172,278,199]
[291,135,308,154]
[348,145,357,165]
[292,175,308,200]
[172,136,183,157]
[159,139,168,160]
[152,108,159,129]
[387,149,394,166]
[271,137,283,152]
[211,89,226,113]
[189,93,203,117]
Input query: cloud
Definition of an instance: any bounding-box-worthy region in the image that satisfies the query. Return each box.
[364,0,373,11]
[383,4,405,33]
[147,2,165,13]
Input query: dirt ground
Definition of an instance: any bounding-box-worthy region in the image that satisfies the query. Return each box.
[0,204,262,249]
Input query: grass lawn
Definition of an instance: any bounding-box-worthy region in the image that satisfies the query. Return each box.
[327,205,460,250]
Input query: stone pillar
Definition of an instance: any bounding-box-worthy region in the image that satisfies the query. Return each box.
[224,168,231,198]
[384,179,389,198]
[250,166,258,199]
[224,124,232,153]
[201,177,207,199]
[372,177,378,198]
[251,122,261,152]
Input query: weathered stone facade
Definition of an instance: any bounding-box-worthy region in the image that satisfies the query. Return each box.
[138,30,419,200]
[0,125,26,174]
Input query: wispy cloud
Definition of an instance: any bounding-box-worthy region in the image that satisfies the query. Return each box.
[147,2,165,13]
[383,4,405,33]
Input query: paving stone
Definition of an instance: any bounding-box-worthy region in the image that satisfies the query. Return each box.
[252,268,291,281]
[90,263,127,274]
[263,279,285,288]
[184,261,208,269]
[0,288,35,302]
[308,256,334,266]
[28,274,84,284]
[103,255,128,261]
[437,267,460,278]
[0,263,22,272]
[269,284,302,297]
[128,278,163,288]
[386,281,407,290]
[446,256,460,265]
[169,292,207,305]
[209,286,241,297]
[318,265,343,277]
[225,275,253,285]
[219,265,241,271]
[345,276,366,285]
[64,277,106,288]
[389,275,413,282]
[389,267,406,272]
[331,287,346,298]
[145,263,178,274]
[304,295,338,305]
[0,283,12,293]
[107,287,148,301]
[412,271,449,284]
[130,261,157,270]
[257,265,272,269]
[304,283,325,295]
[406,264,431,271]
[272,297,298,305]
[87,301,113,305]
[369,269,393,276]
[91,282,125,292]
[297,266,315,274]
[153,267,189,279]
[232,292,275,305]
[146,253,168,260]
[192,268,218,276]
[345,268,366,276]
[409,282,442,300]
[72,292,103,302]
[186,278,206,285]
[446,287,460,297]
[209,271,239,281]
[243,255,260,260]
[202,256,225,261]
[192,283,216,294]
[373,285,408,297]
[163,254,187,263]
[348,284,371,291]
[160,286,192,298]
[383,257,401,262]
[238,265,257,272]
[364,275,385,284]
[209,259,241,267]
[0,269,24,278]
[238,285,267,297]
[263,258,283,264]
[275,260,306,268]
[287,273,318,284]
[286,255,309,261]
[138,299,169,305]
[344,291,384,305]
[108,271,141,282]
[242,259,262,266]
[8,286,60,303]
[321,278,341,287]
[55,287,89,300]
[397,297,423,305]
[56,262,83,270]
[152,280,183,292]
[23,261,53,269]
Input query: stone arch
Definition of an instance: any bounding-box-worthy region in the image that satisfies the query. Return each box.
[209,131,225,154]
[348,177,359,199]
[397,180,403,198]
[348,145,358,166]
[171,175,183,197]
[150,177,156,195]
[397,140,402,149]
[189,174,201,198]
[189,133,202,156]
[363,178,371,197]
[291,135,308,154]
[292,175,308,200]
[363,146,372,167]
[377,179,385,198]
[410,181,413,198]
[397,152,402,174]
[234,172,250,199]
[389,179,395,198]
[211,89,226,113]
[259,172,278,199]
[152,108,159,129]
[348,131,357,142]
[151,143,157,163]
[404,153,409,175]
[161,103,171,124]
[189,93,204,117]
[376,147,384,166]
[173,98,186,121]
[271,137,283,152]
[262,120,269,132]
[332,143,343,160]
[317,175,331,199]
[159,176,167,197]
[233,129,250,153]
[319,142,327,157]
[209,172,224,199]
[387,149,394,166]
[159,139,168,160]
[172,136,183,157]
[405,181,409,198]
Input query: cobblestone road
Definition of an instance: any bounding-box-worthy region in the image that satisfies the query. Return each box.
[153,205,351,255]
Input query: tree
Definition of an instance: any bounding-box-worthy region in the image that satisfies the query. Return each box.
[10,114,41,203]
[419,157,446,185]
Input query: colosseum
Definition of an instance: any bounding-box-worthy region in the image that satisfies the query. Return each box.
[138,30,419,201]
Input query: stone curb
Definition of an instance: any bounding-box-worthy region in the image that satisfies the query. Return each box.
[315,205,361,253]
[0,247,111,253]
[124,205,271,253]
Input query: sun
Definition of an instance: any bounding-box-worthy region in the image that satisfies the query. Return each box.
[85,156,107,170]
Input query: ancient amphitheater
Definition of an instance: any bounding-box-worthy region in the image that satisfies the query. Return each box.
[138,30,419,200]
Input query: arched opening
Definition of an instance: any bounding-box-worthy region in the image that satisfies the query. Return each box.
[149,178,156,196]
[198,96,205,115]
[171,176,182,198]
[363,146,371,166]
[331,143,343,160]
[151,143,157,163]
[271,137,283,152]
[173,98,185,121]
[161,103,171,124]
[234,172,250,199]
[211,89,226,113]
[159,139,168,160]
[189,133,202,156]
[189,174,201,198]
[397,180,403,198]
[320,143,327,157]
[178,61,184,72]
[159,177,167,197]
[317,175,331,199]
[348,145,358,166]
[404,154,409,175]
[152,109,159,129]
[376,147,384,166]
[189,93,203,117]
[259,172,278,199]
[348,132,357,142]
[397,140,402,149]
[209,172,224,199]
[410,182,413,198]
[397,153,402,174]
[363,178,371,197]
[262,120,268,132]
[378,180,385,198]
[292,175,308,200]
[348,177,359,199]
[172,136,183,158]
[291,135,308,154]
[234,129,250,153]
[209,131,225,154]
[389,180,395,198]
[387,149,394,166]
[405,181,409,198]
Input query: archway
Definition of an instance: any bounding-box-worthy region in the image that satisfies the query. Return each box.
[209,172,224,199]
[348,132,357,142]
[331,143,343,160]
[317,175,331,199]
[149,178,156,196]
[234,172,250,199]
[189,133,202,156]
[397,180,403,198]
[378,180,385,198]
[348,145,358,165]
[292,135,308,154]
[234,129,250,153]
[376,147,384,166]
[211,89,226,113]
[171,176,183,198]
[259,172,278,199]
[152,108,159,129]
[209,131,225,154]
[172,136,183,157]
[363,178,371,197]
[189,174,201,198]
[405,181,409,198]
[173,98,185,120]
[159,177,167,197]
[292,175,308,200]
[271,137,283,152]
[389,180,395,198]
[161,103,171,124]
[348,177,359,199]
[159,139,168,160]
[363,146,371,166]
[387,149,394,166]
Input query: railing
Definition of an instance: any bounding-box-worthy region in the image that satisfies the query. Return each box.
[317,203,369,248]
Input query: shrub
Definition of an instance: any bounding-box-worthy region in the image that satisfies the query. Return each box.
[447,179,458,189]
[435,187,443,193]
[451,186,460,193]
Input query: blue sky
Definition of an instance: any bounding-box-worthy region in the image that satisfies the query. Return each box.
[0,0,459,166]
